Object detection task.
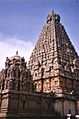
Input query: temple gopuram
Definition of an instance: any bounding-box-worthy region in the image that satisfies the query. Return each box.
[0,11,79,119]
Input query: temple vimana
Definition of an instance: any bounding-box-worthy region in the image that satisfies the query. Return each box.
[0,11,79,119]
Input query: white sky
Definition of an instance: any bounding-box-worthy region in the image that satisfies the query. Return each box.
[0,36,34,70]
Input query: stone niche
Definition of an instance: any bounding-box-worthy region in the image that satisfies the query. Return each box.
[54,99,76,116]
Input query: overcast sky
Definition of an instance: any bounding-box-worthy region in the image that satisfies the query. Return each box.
[0,0,79,69]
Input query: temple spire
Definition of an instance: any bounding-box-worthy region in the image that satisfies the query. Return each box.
[16,51,18,55]
[29,11,79,94]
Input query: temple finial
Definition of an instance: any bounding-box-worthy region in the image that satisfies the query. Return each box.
[16,51,18,55]
[52,10,54,14]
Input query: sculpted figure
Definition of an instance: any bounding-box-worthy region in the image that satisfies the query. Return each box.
[10,69,15,78]
[15,68,20,78]
[8,79,13,90]
[5,57,10,68]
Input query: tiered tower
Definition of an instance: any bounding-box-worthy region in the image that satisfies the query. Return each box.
[29,11,79,115]
[29,11,79,94]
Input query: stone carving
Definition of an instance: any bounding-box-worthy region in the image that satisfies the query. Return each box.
[10,68,16,78]
[29,11,79,96]
[0,52,34,92]
[5,57,10,68]
[8,79,13,90]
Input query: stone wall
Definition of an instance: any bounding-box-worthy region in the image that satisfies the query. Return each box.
[0,90,61,119]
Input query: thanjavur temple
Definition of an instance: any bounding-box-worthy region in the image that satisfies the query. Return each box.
[0,11,79,119]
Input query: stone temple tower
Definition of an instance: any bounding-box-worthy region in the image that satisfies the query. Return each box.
[29,11,79,115]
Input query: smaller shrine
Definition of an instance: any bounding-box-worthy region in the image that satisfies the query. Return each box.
[0,51,33,92]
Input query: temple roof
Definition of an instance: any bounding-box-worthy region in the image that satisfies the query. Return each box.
[10,51,22,61]
[5,51,26,68]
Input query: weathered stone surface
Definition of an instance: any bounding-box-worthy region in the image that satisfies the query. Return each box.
[29,11,79,99]
[0,51,33,93]
[29,11,79,116]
